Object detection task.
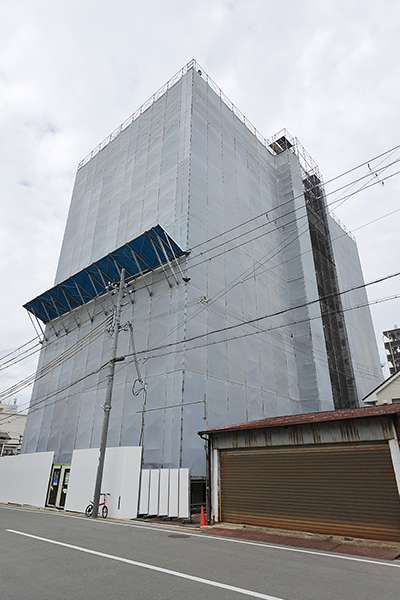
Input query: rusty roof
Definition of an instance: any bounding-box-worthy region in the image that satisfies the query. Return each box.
[198,404,400,436]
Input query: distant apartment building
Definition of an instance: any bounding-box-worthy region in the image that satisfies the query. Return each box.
[384,326,400,374]
[0,401,26,456]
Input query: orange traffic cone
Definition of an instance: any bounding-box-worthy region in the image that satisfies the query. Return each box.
[200,505,206,527]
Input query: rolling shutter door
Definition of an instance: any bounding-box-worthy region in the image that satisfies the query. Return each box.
[219,441,400,541]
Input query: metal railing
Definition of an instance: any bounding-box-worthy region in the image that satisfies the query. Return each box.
[329,211,356,242]
[77,60,197,170]
[77,59,274,170]
[76,60,356,244]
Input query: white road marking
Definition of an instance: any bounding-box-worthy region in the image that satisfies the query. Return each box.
[2,505,399,569]
[7,528,284,600]
[102,521,400,569]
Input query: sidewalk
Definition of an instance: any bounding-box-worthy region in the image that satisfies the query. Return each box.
[135,512,400,560]
[200,522,400,561]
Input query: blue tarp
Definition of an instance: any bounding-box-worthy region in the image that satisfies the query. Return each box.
[24,225,185,324]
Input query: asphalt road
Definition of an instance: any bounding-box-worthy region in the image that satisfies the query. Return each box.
[1,505,399,600]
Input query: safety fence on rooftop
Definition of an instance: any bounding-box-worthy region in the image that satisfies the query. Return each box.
[76,61,354,240]
[77,59,275,170]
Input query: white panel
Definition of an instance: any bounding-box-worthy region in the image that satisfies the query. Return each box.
[101,447,124,517]
[389,438,400,496]
[65,447,98,514]
[158,469,170,516]
[65,446,142,518]
[117,446,143,519]
[148,469,160,515]
[138,469,150,515]
[211,449,220,522]
[178,468,190,518]
[168,468,179,517]
[0,451,54,507]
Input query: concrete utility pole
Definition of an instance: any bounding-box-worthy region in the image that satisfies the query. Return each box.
[92,268,125,518]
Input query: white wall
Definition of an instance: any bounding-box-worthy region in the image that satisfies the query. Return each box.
[377,378,400,404]
[0,451,54,507]
[65,446,142,519]
[138,467,190,519]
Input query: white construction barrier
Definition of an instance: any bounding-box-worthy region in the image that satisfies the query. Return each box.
[138,468,190,519]
[0,451,54,507]
[65,446,142,519]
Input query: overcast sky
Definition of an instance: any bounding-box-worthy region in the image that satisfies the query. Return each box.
[1,0,399,409]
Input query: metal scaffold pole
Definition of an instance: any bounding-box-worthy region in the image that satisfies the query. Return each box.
[92,268,125,518]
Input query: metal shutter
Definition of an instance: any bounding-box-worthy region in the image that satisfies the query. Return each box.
[219,441,400,541]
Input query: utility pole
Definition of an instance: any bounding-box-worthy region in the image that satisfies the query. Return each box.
[92,268,125,518]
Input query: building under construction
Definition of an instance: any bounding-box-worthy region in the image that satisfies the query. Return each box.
[21,60,382,479]
[384,326,400,374]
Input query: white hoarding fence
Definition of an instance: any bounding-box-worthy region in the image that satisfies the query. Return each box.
[0,452,54,507]
[138,468,190,519]
[65,446,142,519]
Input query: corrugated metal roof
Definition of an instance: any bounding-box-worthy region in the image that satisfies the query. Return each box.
[23,225,185,324]
[199,405,400,436]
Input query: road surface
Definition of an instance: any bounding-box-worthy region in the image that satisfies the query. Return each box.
[1,505,398,599]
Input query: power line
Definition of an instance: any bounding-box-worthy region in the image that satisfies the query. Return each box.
[135,294,399,382]
[146,159,398,355]
[3,146,399,419]
[0,369,110,427]
[0,292,116,373]
[125,270,400,359]
[186,160,400,274]
[9,293,396,427]
[189,143,400,253]
[7,143,397,372]
[5,148,395,381]
[3,286,397,429]
[1,198,393,414]
[0,338,39,367]
[0,317,111,404]
[7,208,393,412]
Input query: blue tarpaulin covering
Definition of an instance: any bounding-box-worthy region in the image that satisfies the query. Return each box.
[24,225,185,324]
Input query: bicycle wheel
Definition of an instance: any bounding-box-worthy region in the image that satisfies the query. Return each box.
[102,505,108,519]
[85,503,93,517]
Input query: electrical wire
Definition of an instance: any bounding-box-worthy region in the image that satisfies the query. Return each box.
[125,271,400,359]
[10,143,395,373]
[188,143,400,253]
[0,317,111,404]
[2,146,399,422]
[144,157,398,356]
[0,291,115,374]
[2,291,397,431]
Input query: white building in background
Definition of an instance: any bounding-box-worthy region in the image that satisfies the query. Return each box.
[0,401,27,456]
[21,60,382,480]
[363,371,400,406]
[383,326,400,374]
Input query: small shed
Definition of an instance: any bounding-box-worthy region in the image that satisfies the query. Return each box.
[199,405,400,541]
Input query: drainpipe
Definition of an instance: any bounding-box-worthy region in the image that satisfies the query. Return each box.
[199,432,211,525]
